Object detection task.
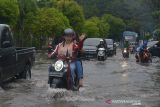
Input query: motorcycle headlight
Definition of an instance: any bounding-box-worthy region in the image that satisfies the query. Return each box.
[98,51,104,56]
[54,60,64,72]
[124,50,127,53]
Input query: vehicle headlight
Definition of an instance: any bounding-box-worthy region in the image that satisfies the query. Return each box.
[98,51,104,56]
[54,60,64,72]
[124,49,127,53]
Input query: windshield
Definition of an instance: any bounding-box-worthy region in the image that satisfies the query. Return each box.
[147,41,159,48]
[105,39,113,45]
[84,38,101,46]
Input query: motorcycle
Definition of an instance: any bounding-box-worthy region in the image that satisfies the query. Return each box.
[97,47,107,61]
[135,49,152,63]
[122,48,129,58]
[48,57,80,91]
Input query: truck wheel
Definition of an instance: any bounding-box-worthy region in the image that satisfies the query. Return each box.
[22,65,31,80]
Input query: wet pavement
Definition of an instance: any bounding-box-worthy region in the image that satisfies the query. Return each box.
[0,49,160,107]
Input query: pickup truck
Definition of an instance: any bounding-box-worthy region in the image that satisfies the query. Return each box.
[0,24,35,85]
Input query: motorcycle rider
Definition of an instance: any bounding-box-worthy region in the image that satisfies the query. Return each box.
[123,40,129,50]
[123,40,129,52]
[48,28,85,87]
[97,39,107,49]
[135,41,148,62]
[73,33,86,87]
[97,39,107,54]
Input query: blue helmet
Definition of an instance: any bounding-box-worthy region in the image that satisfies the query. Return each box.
[143,40,148,45]
[143,40,148,48]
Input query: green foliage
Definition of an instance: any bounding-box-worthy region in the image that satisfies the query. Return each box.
[102,14,126,41]
[15,0,38,46]
[37,0,52,8]
[154,29,160,40]
[2,0,160,47]
[152,10,160,28]
[125,20,141,33]
[33,8,70,36]
[27,8,70,47]
[0,0,19,27]
[83,17,110,38]
[98,19,110,38]
[83,17,100,38]
[76,0,155,33]
[144,33,152,40]
[18,0,38,14]
[53,0,85,33]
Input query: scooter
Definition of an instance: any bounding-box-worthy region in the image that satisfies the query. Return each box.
[48,56,80,91]
[122,48,129,58]
[97,47,107,61]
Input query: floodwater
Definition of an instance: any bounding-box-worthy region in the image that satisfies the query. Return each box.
[0,49,160,107]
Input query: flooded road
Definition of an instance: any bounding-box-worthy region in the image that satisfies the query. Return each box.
[0,50,160,107]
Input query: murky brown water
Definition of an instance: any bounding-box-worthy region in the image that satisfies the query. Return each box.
[0,50,160,107]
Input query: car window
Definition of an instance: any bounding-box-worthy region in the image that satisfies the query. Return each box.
[1,28,13,48]
[105,39,113,45]
[84,38,101,46]
[147,41,159,48]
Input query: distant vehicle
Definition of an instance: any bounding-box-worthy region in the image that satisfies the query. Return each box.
[105,39,116,56]
[147,41,160,57]
[97,47,107,61]
[122,48,129,58]
[123,31,138,43]
[0,24,35,85]
[122,31,138,48]
[83,38,107,59]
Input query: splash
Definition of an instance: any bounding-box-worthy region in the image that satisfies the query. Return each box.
[62,96,95,102]
[34,80,47,88]
[46,87,69,99]
[46,86,95,102]
[0,87,5,93]
[121,61,128,68]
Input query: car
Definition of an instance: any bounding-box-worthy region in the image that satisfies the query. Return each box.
[83,38,107,59]
[105,39,116,56]
[148,41,160,57]
[0,24,35,85]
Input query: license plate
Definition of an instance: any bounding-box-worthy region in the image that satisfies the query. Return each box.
[53,78,61,83]
[49,72,63,77]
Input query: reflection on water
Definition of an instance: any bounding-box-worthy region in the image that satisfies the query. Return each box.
[156,65,160,70]
[121,61,128,68]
